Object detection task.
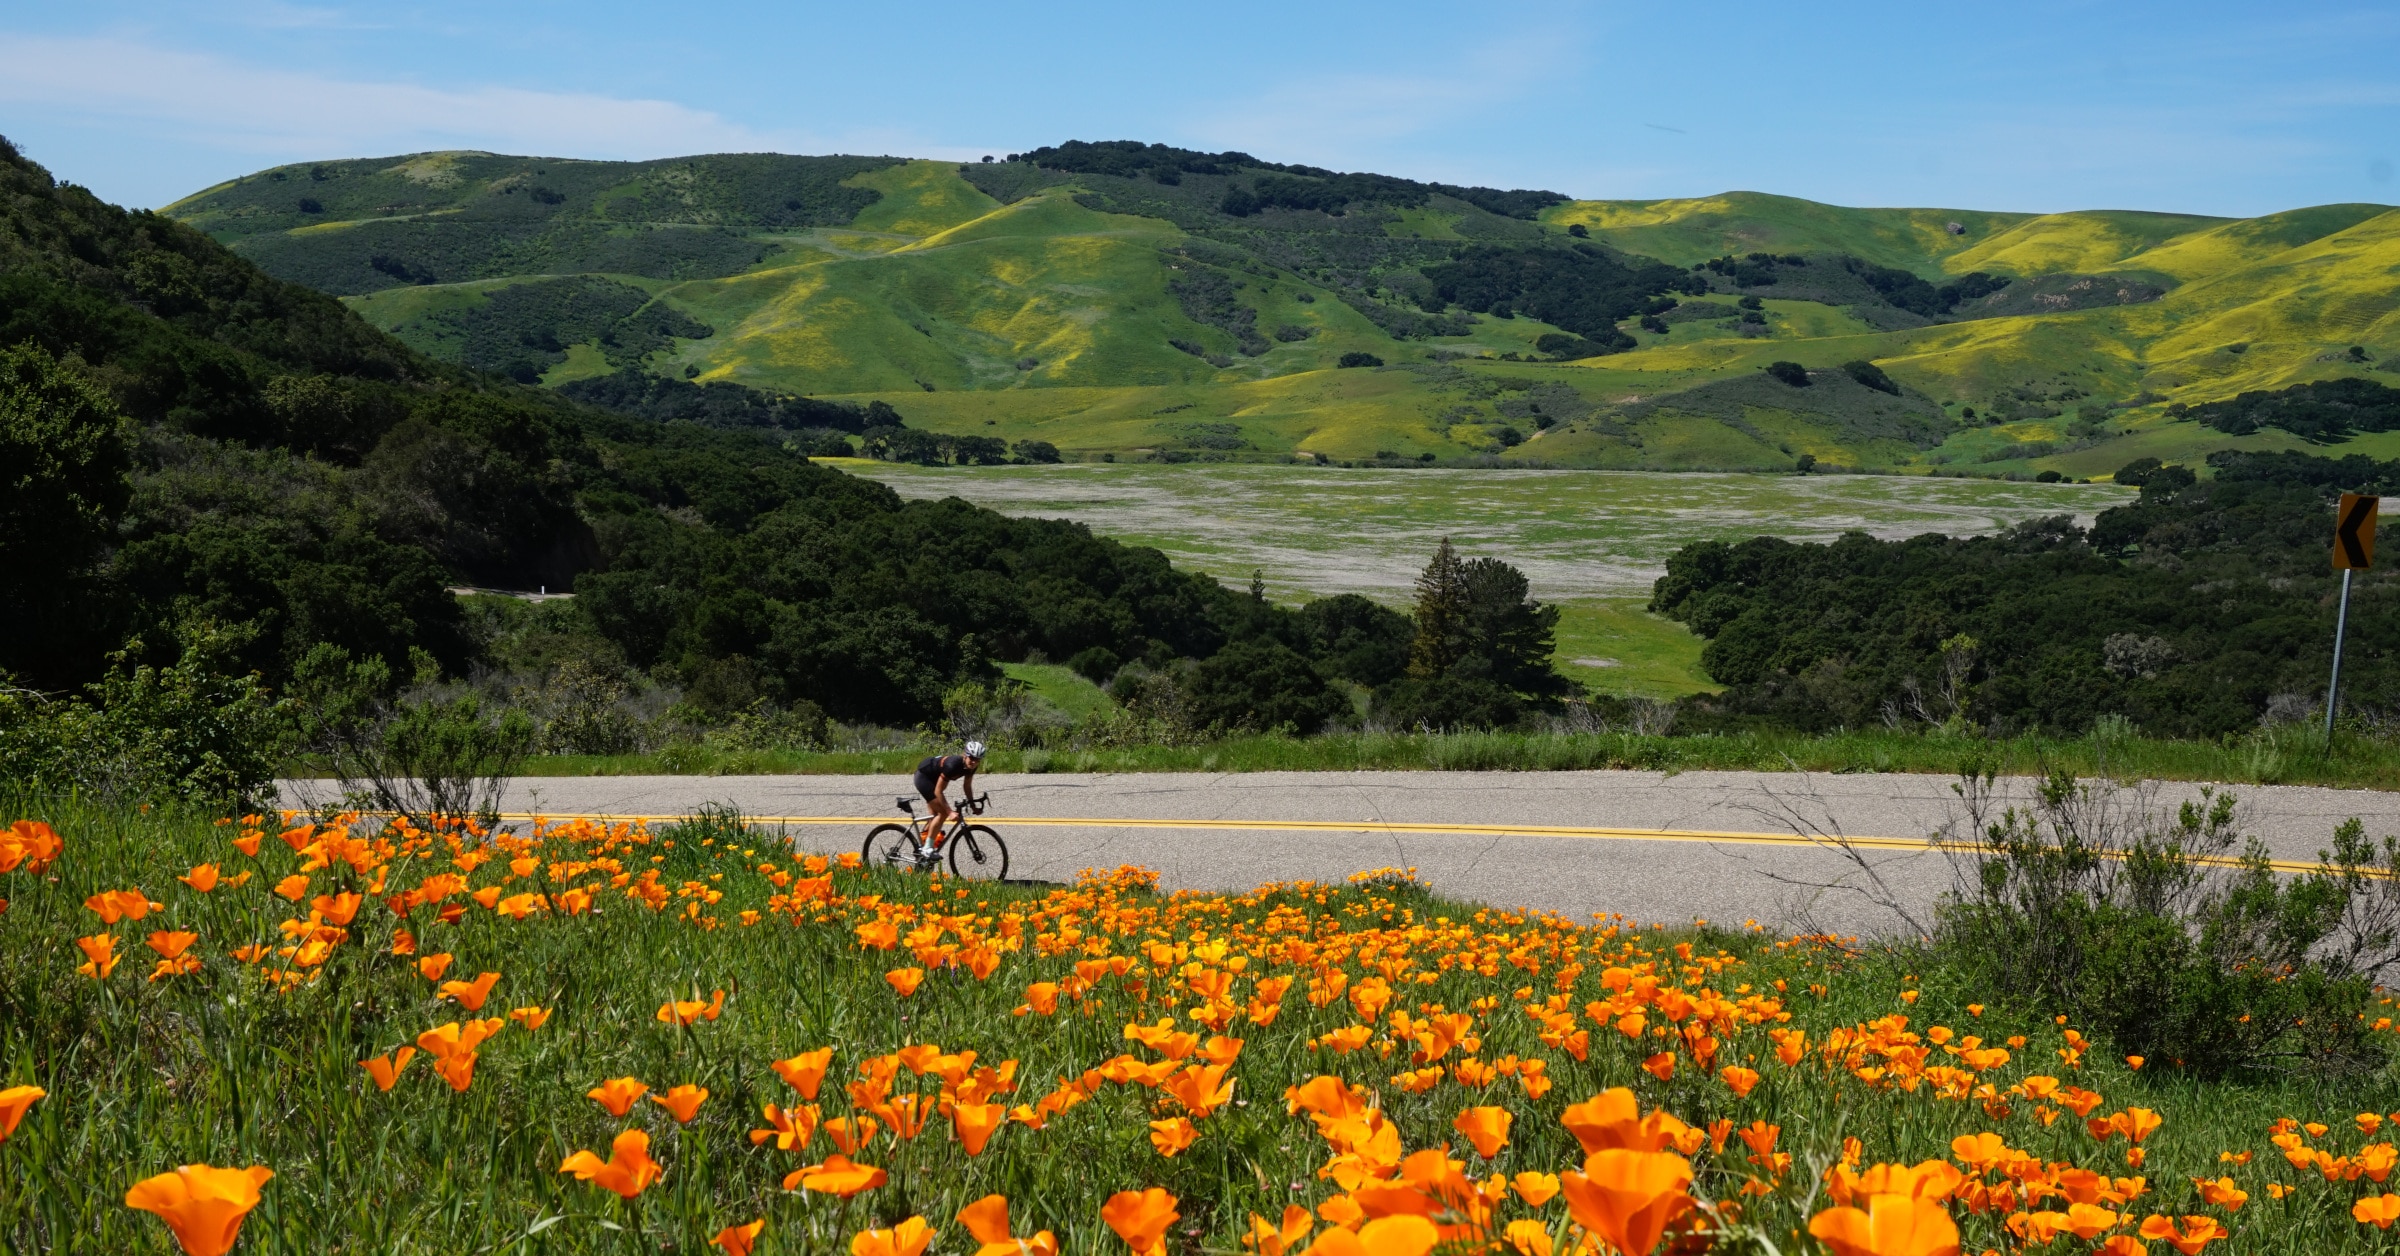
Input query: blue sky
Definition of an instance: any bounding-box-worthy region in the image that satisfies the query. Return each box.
[2,1,2395,216]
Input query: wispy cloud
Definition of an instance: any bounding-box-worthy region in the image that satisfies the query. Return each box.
[0,32,774,161]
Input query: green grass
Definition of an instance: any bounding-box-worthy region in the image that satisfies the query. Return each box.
[998,663,1112,721]
[6,796,2391,1252]
[514,724,2400,792]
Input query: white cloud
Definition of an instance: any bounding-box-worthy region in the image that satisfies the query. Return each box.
[0,32,777,161]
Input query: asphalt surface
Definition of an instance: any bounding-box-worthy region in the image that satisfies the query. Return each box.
[281,770,2400,935]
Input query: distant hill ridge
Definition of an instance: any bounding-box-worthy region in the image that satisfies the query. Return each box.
[165,141,2400,478]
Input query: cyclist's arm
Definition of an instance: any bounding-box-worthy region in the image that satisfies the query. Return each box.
[960,768,977,800]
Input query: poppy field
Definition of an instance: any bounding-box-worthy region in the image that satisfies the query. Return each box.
[1,799,2397,1255]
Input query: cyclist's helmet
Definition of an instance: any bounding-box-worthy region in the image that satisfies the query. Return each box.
[963,739,987,758]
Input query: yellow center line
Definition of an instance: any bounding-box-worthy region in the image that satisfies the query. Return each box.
[495,811,2336,877]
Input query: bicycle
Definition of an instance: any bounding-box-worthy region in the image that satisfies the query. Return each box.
[862,793,1009,881]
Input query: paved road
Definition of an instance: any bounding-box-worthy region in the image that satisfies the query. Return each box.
[282,770,2400,935]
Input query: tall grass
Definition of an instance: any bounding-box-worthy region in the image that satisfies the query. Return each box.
[3,795,2395,1252]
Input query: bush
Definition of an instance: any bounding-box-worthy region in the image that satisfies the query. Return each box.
[1067,646,1120,685]
[1932,770,2399,1076]
[1182,640,1349,734]
[1337,352,1384,368]
[1376,670,1522,731]
[1764,361,1810,387]
[1012,439,1062,464]
[1842,359,1900,395]
[290,645,535,825]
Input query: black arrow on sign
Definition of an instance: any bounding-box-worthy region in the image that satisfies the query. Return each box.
[2340,494,2379,568]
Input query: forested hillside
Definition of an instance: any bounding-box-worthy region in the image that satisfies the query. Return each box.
[1,136,1588,740]
[167,142,2400,474]
[1651,447,2400,736]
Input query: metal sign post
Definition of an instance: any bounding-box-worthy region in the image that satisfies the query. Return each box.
[2328,492,2379,737]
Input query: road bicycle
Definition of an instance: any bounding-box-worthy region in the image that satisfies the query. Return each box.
[862,793,1009,880]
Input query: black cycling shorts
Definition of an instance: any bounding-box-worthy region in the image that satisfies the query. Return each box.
[914,768,942,802]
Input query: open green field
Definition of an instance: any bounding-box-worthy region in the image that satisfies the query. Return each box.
[839,462,2129,698]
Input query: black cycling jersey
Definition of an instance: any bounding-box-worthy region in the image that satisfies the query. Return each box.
[914,754,972,801]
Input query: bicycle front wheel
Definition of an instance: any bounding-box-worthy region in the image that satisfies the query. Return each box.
[947,825,1009,881]
[863,824,922,871]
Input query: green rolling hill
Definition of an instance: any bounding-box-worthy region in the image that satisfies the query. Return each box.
[165,143,2400,475]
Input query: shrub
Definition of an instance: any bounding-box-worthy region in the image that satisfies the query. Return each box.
[1012,439,1062,464]
[1842,359,1900,395]
[1337,352,1384,368]
[1933,769,2400,1076]
[1067,646,1121,685]
[290,645,535,825]
[1182,640,1349,735]
[1764,361,1810,387]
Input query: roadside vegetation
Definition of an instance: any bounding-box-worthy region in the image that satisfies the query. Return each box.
[4,783,2399,1254]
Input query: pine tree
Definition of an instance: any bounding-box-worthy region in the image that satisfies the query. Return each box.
[1407,537,1471,678]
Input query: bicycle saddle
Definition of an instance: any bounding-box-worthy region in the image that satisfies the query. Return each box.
[895,796,916,813]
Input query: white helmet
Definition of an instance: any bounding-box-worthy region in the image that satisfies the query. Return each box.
[963,740,987,758]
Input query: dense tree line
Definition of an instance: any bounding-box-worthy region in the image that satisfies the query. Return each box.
[1652,437,2400,737]
[1836,257,2011,319]
[557,370,902,434]
[1010,140,1567,220]
[2178,377,2400,442]
[1423,244,1696,341]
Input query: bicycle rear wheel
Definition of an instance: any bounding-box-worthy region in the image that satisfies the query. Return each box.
[946,825,1009,881]
[863,824,925,871]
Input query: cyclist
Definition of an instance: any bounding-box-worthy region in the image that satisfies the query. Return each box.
[913,740,984,847]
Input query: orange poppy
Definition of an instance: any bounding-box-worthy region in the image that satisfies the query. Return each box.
[359,1048,417,1092]
[785,1153,887,1197]
[712,1219,766,1256]
[1512,1172,1560,1207]
[824,1115,881,1154]
[146,931,198,960]
[508,1006,551,1031]
[1452,1106,1512,1159]
[771,1047,833,1099]
[1558,1149,1695,1256]
[1101,1188,1179,1256]
[123,1164,274,1256]
[272,875,309,903]
[952,1102,1005,1156]
[0,819,63,873]
[653,1084,708,1124]
[1720,1066,1761,1097]
[0,1084,44,1142]
[1642,1052,1676,1081]
[886,967,927,997]
[76,933,118,980]
[2356,1194,2400,1229]
[1149,1116,1200,1157]
[178,865,221,893]
[751,1102,820,1152]
[438,972,501,1012]
[559,1128,662,1199]
[231,830,262,858]
[1301,1216,1440,1256]
[2139,1214,2230,1253]
[657,989,727,1025]
[417,954,454,982]
[849,1215,933,1256]
[2193,1177,2247,1210]
[960,1194,1061,1256]
[310,892,361,926]
[588,1077,649,1117]
[1808,1194,1961,1256]
[1240,1205,1313,1256]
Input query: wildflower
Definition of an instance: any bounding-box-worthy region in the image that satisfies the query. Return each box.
[310,892,361,926]
[653,1084,708,1124]
[1558,1149,1695,1256]
[145,931,200,962]
[272,875,309,903]
[712,1220,766,1256]
[1721,1065,1760,1097]
[786,1153,887,1197]
[1102,1188,1180,1256]
[1453,1106,1512,1159]
[1502,1219,1554,1256]
[0,1085,44,1142]
[2140,1214,2229,1252]
[2126,1055,2144,1070]
[76,933,118,979]
[178,865,221,893]
[772,1048,833,1099]
[588,1077,649,1117]
[850,1216,933,1256]
[1808,1194,1960,1256]
[1512,1172,1561,1206]
[1643,1052,1675,1080]
[417,954,454,981]
[751,1102,820,1152]
[1306,1216,1440,1255]
[124,1164,274,1256]
[952,1102,1006,1156]
[438,972,501,1012]
[2193,1177,2246,1210]
[658,989,727,1025]
[85,889,157,923]
[1241,1205,1312,1256]
[0,820,62,873]
[509,1006,551,1031]
[2358,1194,2400,1229]
[559,1128,663,1199]
[1150,1116,1200,1157]
[887,967,926,996]
[1017,981,1061,1016]
[359,1048,416,1092]
[824,1115,881,1153]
